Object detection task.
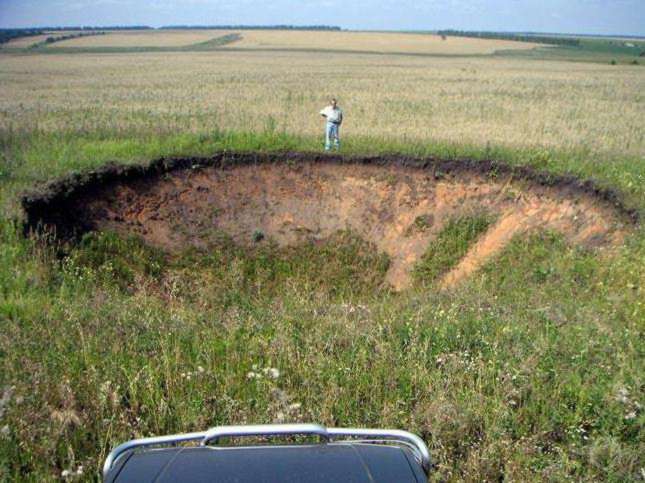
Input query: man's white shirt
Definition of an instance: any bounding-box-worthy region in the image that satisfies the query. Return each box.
[320,106,343,123]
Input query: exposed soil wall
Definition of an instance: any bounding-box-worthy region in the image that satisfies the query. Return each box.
[22,152,637,290]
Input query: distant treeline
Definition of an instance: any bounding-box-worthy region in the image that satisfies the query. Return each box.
[1,26,150,33]
[513,31,645,40]
[160,25,342,31]
[0,26,149,45]
[32,26,151,30]
[438,30,581,47]
[31,31,106,48]
[0,29,43,44]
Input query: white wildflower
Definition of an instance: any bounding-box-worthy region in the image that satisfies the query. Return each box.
[197,366,205,374]
[288,403,301,411]
[625,411,637,420]
[616,387,630,404]
[267,368,280,379]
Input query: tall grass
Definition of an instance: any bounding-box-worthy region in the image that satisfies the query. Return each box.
[1,204,642,481]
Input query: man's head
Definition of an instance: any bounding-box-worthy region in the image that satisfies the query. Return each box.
[330,98,337,108]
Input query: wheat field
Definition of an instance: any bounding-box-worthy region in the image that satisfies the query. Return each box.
[46,29,540,54]
[0,50,642,157]
[226,30,539,54]
[44,29,236,48]
[1,31,85,48]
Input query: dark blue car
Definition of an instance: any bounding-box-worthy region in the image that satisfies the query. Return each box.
[103,423,431,482]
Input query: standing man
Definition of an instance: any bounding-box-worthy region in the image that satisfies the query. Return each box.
[320,98,343,151]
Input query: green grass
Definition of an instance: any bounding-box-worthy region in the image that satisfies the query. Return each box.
[189,33,242,50]
[69,232,166,291]
[71,229,390,300]
[414,214,494,285]
[498,37,645,65]
[0,130,643,481]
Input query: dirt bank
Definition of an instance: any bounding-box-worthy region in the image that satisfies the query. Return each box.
[22,152,636,290]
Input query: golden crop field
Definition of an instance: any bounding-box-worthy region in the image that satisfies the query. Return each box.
[48,29,235,47]
[227,30,540,54]
[48,28,540,54]
[0,50,642,157]
[1,34,48,48]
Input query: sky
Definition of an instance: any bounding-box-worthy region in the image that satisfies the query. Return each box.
[1,0,644,36]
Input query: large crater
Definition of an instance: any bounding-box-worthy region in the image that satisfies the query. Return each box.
[22,153,635,290]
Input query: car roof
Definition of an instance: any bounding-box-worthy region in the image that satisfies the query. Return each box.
[106,443,428,483]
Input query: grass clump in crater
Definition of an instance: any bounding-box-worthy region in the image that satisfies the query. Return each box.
[414,213,494,285]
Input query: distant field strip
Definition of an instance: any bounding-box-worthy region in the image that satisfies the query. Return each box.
[47,29,237,47]
[1,31,84,49]
[221,30,540,55]
[1,34,49,48]
[42,29,539,55]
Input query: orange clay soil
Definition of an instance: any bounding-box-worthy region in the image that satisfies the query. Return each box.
[60,161,627,290]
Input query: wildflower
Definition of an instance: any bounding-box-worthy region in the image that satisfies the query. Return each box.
[61,469,71,478]
[197,366,205,374]
[288,403,301,411]
[616,387,629,404]
[246,371,260,380]
[267,368,280,379]
[625,411,637,420]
